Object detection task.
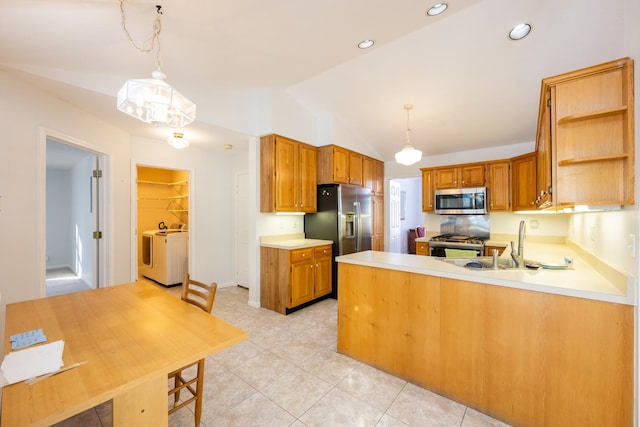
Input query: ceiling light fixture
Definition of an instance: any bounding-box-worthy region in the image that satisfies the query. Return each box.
[395,104,423,166]
[116,1,196,128]
[509,23,532,40]
[358,39,375,49]
[427,3,448,16]
[168,132,189,149]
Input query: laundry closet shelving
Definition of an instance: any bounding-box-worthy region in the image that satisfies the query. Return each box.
[136,166,189,230]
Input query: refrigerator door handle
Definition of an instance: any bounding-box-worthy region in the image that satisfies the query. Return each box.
[354,201,361,252]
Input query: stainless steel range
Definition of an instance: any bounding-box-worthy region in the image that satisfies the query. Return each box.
[428,215,490,257]
[428,234,487,257]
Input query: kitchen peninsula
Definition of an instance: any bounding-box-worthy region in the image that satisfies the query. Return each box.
[336,247,633,426]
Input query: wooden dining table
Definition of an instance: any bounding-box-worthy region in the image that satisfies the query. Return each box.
[2,281,246,426]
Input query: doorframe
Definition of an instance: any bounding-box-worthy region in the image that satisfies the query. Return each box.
[37,127,110,296]
[130,161,194,283]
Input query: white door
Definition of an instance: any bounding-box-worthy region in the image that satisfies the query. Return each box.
[235,172,249,287]
[389,180,402,253]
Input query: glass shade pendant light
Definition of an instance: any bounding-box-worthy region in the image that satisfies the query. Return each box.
[395,104,423,166]
[116,1,196,128]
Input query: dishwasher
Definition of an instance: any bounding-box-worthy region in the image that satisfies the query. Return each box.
[141,230,188,286]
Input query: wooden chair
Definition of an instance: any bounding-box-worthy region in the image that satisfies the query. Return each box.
[168,274,217,426]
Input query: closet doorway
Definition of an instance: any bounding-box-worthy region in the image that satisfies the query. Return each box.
[136,166,190,286]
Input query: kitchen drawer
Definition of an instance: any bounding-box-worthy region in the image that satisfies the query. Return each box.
[416,242,430,256]
[290,247,315,263]
[314,245,332,260]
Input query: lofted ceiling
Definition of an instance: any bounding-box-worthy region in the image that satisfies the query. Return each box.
[0,0,629,161]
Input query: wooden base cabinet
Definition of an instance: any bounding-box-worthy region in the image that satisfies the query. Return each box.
[337,263,633,427]
[261,245,332,314]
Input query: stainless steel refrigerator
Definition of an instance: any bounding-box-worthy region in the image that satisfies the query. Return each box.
[304,184,372,298]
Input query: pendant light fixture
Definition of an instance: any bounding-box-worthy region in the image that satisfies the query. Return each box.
[116,1,196,128]
[394,104,423,166]
[168,132,189,149]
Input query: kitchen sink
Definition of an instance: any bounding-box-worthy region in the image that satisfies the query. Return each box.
[437,256,541,271]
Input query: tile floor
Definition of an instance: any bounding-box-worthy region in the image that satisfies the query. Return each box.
[54,281,511,427]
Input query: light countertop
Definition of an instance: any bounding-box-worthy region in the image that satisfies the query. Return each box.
[336,244,636,305]
[260,234,333,250]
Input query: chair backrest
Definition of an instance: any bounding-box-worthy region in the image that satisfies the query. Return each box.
[181,274,217,314]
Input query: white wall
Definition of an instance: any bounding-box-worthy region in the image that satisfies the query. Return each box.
[131,137,242,287]
[0,68,131,343]
[46,168,73,269]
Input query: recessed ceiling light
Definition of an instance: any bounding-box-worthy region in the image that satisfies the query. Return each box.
[358,39,375,49]
[509,23,532,40]
[426,3,448,16]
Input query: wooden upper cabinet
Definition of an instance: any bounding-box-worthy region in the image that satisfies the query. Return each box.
[318,145,366,186]
[374,160,384,195]
[487,161,510,211]
[421,168,434,212]
[536,92,553,209]
[364,156,385,195]
[434,167,458,189]
[434,164,485,189]
[298,143,318,211]
[260,134,317,213]
[511,153,537,211]
[541,57,634,208]
[348,151,364,186]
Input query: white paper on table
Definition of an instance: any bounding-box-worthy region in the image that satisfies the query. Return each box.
[0,339,65,386]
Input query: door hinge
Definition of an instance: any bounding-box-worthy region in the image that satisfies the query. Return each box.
[547,98,551,107]
[93,231,102,239]
[93,169,102,178]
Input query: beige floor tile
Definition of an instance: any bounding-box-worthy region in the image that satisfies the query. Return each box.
[298,348,361,385]
[299,387,384,427]
[336,363,407,412]
[376,413,410,427]
[462,407,512,427]
[211,339,265,369]
[386,382,466,426]
[206,392,296,427]
[230,351,294,390]
[261,366,333,418]
[199,370,257,424]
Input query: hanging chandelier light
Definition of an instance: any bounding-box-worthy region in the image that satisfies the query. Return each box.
[116,1,196,128]
[394,104,423,165]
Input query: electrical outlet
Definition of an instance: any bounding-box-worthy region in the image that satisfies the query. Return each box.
[530,220,539,229]
[292,221,297,229]
[629,234,636,257]
[589,225,596,242]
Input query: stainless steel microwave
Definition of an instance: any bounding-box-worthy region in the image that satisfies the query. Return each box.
[434,187,487,215]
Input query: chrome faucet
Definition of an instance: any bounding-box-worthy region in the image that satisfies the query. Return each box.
[510,220,526,267]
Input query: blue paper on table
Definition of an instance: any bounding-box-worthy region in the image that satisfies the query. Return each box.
[10,329,47,350]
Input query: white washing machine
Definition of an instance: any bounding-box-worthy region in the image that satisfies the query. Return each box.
[141,230,188,286]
